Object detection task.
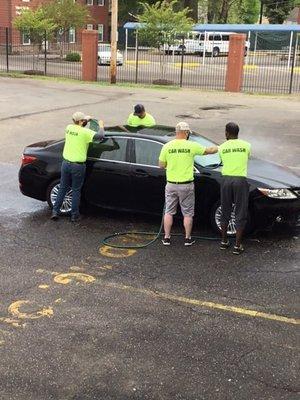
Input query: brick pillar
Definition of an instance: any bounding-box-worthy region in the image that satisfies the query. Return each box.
[82,30,98,81]
[225,34,246,93]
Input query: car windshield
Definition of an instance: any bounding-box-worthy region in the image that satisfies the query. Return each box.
[189,134,221,168]
[98,44,111,52]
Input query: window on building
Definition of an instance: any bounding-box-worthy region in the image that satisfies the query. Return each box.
[86,24,94,30]
[69,28,76,43]
[97,0,104,5]
[22,0,30,3]
[86,0,93,5]
[22,31,31,45]
[98,24,104,42]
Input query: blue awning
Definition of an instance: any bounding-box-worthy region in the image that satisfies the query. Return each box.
[123,22,300,33]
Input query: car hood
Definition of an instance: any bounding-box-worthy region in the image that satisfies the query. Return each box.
[98,51,111,56]
[248,158,300,188]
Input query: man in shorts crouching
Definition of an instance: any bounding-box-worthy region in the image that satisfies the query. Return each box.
[159,122,218,246]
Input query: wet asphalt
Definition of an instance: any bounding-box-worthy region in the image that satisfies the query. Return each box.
[0,77,299,400]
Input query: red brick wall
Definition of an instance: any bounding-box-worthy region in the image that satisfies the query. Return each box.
[0,0,109,44]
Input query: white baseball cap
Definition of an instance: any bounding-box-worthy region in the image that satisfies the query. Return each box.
[72,111,89,122]
[176,121,190,132]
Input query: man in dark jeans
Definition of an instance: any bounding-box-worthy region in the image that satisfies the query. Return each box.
[51,112,104,222]
[218,122,251,255]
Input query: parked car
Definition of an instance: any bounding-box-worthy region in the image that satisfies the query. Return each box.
[19,125,300,236]
[98,43,123,66]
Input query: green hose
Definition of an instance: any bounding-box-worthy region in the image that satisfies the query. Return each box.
[101,205,220,249]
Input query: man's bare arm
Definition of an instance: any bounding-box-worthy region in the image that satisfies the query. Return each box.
[159,161,167,168]
[203,146,218,155]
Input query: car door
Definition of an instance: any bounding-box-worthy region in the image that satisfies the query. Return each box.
[130,138,166,215]
[84,136,133,210]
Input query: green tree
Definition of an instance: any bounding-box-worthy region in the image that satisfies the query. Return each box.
[231,0,260,23]
[42,0,91,57]
[13,7,56,71]
[264,0,295,24]
[138,0,193,81]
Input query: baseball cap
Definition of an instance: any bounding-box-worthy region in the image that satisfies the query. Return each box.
[72,111,89,122]
[134,104,145,115]
[176,121,190,132]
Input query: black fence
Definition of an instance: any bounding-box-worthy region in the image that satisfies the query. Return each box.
[0,27,82,80]
[1,27,299,94]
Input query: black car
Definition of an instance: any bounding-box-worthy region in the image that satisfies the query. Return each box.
[19,125,300,235]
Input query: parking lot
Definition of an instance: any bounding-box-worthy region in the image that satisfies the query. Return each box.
[0,77,299,400]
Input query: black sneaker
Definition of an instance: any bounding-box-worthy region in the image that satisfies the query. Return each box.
[233,245,244,255]
[162,237,171,246]
[71,214,81,223]
[220,240,230,250]
[50,211,59,220]
[184,238,195,246]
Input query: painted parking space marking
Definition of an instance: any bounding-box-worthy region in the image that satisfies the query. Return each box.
[100,281,300,326]
[99,245,136,258]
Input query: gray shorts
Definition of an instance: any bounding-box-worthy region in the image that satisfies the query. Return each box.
[165,182,195,217]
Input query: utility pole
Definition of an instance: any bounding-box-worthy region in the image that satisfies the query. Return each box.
[110,0,118,84]
[259,1,264,24]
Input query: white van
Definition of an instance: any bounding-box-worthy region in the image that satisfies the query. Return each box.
[164,31,249,57]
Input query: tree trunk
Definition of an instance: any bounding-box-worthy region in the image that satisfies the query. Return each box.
[219,0,230,23]
[183,0,198,22]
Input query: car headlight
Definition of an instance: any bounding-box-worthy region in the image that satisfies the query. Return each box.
[258,188,297,199]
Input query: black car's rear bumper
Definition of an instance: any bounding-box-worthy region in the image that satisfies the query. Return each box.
[19,165,51,202]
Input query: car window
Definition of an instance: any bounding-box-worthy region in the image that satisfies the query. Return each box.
[189,135,221,168]
[134,139,163,166]
[88,137,127,162]
[222,35,230,41]
[213,35,222,41]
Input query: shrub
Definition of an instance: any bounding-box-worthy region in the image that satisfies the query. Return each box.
[65,52,81,62]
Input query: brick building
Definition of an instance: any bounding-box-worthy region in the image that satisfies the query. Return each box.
[0,0,110,46]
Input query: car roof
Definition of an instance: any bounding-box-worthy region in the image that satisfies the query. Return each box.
[104,125,218,145]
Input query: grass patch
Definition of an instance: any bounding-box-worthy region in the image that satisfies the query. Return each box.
[0,71,180,90]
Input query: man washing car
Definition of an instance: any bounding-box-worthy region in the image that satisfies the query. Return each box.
[51,112,105,222]
[159,122,218,246]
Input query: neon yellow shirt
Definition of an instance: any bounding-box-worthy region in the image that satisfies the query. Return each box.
[159,139,205,182]
[218,139,251,177]
[127,113,156,127]
[63,124,95,163]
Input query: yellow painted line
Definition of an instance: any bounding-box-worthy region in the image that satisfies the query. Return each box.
[0,316,25,328]
[244,65,258,70]
[99,245,136,258]
[38,284,49,290]
[53,272,95,285]
[174,62,201,68]
[126,60,150,65]
[8,300,53,320]
[102,281,300,326]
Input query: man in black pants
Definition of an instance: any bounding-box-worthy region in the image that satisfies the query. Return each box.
[218,122,251,255]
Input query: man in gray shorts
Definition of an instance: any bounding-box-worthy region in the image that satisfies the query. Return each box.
[218,122,251,255]
[159,122,218,246]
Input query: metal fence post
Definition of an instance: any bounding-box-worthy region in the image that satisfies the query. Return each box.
[289,34,298,94]
[135,31,139,84]
[6,27,9,72]
[179,37,185,87]
[44,31,47,76]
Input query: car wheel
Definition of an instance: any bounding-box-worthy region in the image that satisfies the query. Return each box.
[212,47,220,57]
[210,201,253,237]
[46,179,72,215]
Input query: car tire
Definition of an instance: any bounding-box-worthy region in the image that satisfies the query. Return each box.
[212,47,220,57]
[46,179,72,215]
[210,200,253,237]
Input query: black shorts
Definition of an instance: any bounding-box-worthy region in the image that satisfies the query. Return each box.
[220,177,249,229]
